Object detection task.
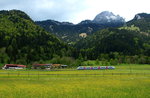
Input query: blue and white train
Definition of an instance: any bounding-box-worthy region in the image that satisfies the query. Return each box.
[77,66,115,70]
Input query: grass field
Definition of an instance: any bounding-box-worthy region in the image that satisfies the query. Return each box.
[0,64,149,98]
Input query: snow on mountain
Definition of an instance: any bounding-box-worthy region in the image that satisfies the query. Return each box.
[93,11,125,24]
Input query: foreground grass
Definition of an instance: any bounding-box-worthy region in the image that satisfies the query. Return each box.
[0,64,149,98]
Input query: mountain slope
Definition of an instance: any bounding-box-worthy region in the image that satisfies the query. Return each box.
[74,12,150,60]
[0,10,69,64]
[75,28,150,59]
[127,13,150,33]
[36,11,125,44]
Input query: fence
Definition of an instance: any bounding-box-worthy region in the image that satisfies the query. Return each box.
[0,72,149,78]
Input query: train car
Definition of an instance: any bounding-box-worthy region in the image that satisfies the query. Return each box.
[77,66,115,70]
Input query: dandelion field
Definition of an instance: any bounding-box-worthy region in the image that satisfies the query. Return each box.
[0,64,150,98]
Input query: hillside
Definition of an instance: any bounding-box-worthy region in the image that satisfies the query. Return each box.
[0,10,149,64]
[75,27,150,60]
[74,13,150,60]
[0,10,70,64]
[36,11,125,44]
[127,13,150,33]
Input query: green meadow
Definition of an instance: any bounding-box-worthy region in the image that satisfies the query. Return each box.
[0,64,149,98]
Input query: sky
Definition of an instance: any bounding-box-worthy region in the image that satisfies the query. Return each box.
[0,0,149,24]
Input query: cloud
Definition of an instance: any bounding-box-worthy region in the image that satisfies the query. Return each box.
[0,0,149,24]
[0,0,88,23]
[84,0,150,21]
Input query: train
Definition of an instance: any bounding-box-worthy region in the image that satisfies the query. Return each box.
[77,66,115,70]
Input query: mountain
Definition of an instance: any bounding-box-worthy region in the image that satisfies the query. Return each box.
[0,10,149,64]
[75,27,150,60]
[36,20,101,43]
[79,20,92,24]
[0,10,70,64]
[75,13,150,59]
[127,13,150,33]
[93,11,125,24]
[36,11,125,44]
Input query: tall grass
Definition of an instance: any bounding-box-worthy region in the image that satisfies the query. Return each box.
[0,64,149,98]
[0,75,149,98]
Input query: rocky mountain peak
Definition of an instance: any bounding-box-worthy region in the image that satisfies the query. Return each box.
[134,14,142,20]
[93,11,125,24]
[134,13,150,20]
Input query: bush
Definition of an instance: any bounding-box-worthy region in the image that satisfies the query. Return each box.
[110,59,118,65]
[95,59,100,65]
[50,56,77,67]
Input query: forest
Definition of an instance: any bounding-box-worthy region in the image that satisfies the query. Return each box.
[0,10,71,65]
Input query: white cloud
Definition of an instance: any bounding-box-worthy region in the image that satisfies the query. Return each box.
[0,0,149,24]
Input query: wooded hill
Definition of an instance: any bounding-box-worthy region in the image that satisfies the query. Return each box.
[127,13,150,33]
[75,13,150,63]
[75,27,150,59]
[0,10,70,64]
